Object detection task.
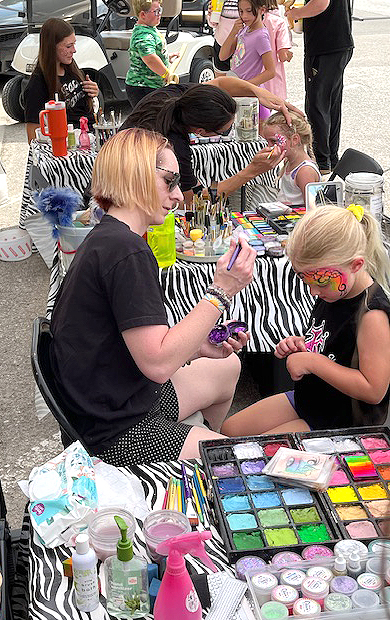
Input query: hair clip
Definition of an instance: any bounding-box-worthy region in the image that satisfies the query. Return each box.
[208,320,248,345]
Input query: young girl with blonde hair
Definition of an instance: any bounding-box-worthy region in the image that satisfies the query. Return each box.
[222,204,390,435]
[262,110,320,205]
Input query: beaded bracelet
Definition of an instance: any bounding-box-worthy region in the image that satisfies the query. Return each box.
[203,293,226,314]
[161,69,169,79]
[206,287,231,312]
[208,284,233,302]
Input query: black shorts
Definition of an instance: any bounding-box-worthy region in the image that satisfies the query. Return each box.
[213,40,232,73]
[95,380,192,466]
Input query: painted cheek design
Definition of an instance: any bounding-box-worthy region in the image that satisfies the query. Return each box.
[298,268,347,295]
[273,133,287,147]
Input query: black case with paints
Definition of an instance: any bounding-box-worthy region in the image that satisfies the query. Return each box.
[296,426,390,544]
[199,434,340,563]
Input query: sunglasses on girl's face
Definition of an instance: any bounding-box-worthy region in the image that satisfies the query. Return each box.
[148,5,163,14]
[156,166,181,192]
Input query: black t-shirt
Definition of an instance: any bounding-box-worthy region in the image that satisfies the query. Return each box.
[295,282,390,430]
[50,215,168,453]
[24,68,95,127]
[123,83,198,192]
[303,0,354,56]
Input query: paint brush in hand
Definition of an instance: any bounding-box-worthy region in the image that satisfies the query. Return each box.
[181,463,198,526]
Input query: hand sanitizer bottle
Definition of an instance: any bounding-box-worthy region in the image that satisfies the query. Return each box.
[72,533,99,612]
[104,516,149,619]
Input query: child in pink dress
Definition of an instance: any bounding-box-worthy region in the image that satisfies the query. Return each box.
[263,0,293,100]
[220,0,275,121]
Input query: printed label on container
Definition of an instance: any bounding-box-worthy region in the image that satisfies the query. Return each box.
[294,598,321,615]
[281,569,306,587]
[304,577,325,593]
[273,585,298,603]
[252,573,278,589]
[186,588,200,613]
[357,573,382,590]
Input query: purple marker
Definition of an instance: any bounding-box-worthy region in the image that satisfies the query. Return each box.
[227,243,242,271]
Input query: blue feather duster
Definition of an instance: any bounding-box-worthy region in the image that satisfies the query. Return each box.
[34,187,83,239]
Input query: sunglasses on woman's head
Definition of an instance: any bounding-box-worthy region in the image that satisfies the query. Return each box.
[156,166,181,192]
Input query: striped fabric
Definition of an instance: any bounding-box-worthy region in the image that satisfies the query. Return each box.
[12,461,234,620]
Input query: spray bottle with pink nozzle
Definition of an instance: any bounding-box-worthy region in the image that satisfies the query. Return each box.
[153,530,217,620]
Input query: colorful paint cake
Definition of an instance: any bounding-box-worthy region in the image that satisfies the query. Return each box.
[290,507,320,524]
[217,477,245,493]
[281,488,313,506]
[369,450,390,464]
[233,531,264,550]
[361,437,390,450]
[345,455,377,479]
[252,492,281,508]
[378,466,390,480]
[329,469,350,486]
[258,508,289,527]
[365,499,390,517]
[221,494,250,512]
[264,527,298,546]
[240,460,265,474]
[345,520,378,539]
[263,443,289,457]
[227,512,257,530]
[246,475,275,490]
[327,486,358,503]
[212,463,239,478]
[357,483,387,500]
[297,524,331,543]
[335,505,367,520]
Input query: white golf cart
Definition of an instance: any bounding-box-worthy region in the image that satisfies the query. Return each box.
[3,0,216,122]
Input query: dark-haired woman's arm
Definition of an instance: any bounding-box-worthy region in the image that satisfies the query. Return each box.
[207,76,304,126]
[217,145,286,196]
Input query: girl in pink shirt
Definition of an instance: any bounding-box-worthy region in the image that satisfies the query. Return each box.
[263,0,293,100]
[220,0,275,120]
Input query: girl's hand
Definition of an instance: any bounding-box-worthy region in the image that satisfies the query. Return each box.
[286,352,314,381]
[275,336,307,359]
[198,328,250,359]
[278,49,293,63]
[232,18,244,34]
[82,75,99,97]
[212,236,256,298]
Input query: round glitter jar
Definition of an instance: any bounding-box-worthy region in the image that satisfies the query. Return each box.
[356,572,383,592]
[301,545,334,561]
[301,577,329,608]
[208,321,248,345]
[368,538,390,554]
[251,572,278,606]
[330,575,358,596]
[280,568,306,590]
[366,556,390,576]
[324,593,353,612]
[292,598,321,618]
[235,556,267,581]
[306,566,333,583]
[271,585,299,611]
[351,588,380,609]
[260,601,289,620]
[271,551,302,569]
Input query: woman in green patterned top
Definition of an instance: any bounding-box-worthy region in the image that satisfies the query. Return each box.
[125,0,178,108]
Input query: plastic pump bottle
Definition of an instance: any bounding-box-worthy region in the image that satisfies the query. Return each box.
[153,531,217,620]
[347,552,363,579]
[104,516,149,619]
[72,533,99,612]
[79,116,91,150]
[333,555,347,576]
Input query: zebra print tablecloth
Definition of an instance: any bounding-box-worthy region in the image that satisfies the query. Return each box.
[12,461,233,620]
[20,139,276,227]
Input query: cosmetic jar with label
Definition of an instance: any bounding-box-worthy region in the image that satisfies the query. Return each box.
[292,598,321,618]
[330,575,358,596]
[280,569,306,590]
[356,572,382,592]
[301,576,329,608]
[306,566,333,583]
[271,585,299,612]
[251,572,278,605]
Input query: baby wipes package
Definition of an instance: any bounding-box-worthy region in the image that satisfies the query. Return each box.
[28,441,98,547]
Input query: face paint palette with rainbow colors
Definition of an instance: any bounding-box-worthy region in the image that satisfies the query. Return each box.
[199,434,340,563]
[296,426,390,541]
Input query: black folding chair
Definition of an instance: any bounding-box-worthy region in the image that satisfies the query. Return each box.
[329,148,383,181]
[31,317,90,453]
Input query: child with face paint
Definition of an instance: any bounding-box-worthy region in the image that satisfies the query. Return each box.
[222,204,390,435]
[262,111,320,205]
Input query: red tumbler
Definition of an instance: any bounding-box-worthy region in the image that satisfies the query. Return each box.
[39,100,68,156]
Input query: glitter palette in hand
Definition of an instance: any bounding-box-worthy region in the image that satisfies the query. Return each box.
[199,435,340,563]
[296,426,390,541]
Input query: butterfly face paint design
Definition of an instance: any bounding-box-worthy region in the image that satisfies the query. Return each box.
[297,267,348,299]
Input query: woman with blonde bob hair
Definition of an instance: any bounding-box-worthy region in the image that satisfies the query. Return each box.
[50,128,256,465]
[222,204,390,437]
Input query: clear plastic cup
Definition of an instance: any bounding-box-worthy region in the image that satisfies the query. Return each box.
[89,507,136,562]
[143,509,191,562]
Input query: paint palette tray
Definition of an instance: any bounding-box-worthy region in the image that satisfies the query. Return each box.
[296,426,390,541]
[199,434,341,563]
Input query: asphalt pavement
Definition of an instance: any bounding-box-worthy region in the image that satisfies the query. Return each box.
[0,1,389,527]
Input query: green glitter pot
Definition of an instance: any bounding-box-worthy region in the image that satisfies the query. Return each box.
[233,531,264,550]
[290,507,320,524]
[258,508,289,527]
[264,527,298,546]
[298,524,331,543]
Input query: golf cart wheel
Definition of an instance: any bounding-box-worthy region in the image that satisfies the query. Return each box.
[190,59,215,83]
[2,76,25,122]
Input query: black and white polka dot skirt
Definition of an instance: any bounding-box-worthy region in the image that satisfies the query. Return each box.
[95,380,192,466]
